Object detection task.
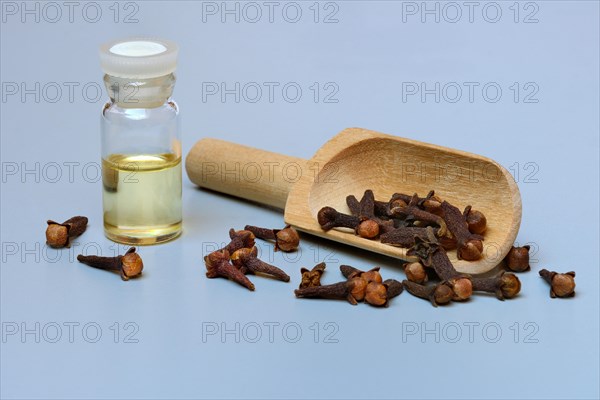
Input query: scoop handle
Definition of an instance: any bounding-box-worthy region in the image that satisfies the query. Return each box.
[185,138,305,209]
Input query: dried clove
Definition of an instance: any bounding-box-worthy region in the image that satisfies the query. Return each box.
[447,277,473,301]
[407,227,461,281]
[404,261,428,284]
[380,226,440,248]
[294,279,365,305]
[441,201,484,261]
[387,194,448,237]
[472,272,521,300]
[46,216,88,248]
[205,250,255,291]
[348,191,393,219]
[77,247,142,281]
[539,269,576,298]
[340,265,382,283]
[419,190,444,216]
[402,280,454,307]
[353,190,395,237]
[346,194,361,216]
[505,246,530,272]
[407,228,472,301]
[220,229,256,254]
[317,207,360,231]
[356,219,380,239]
[464,206,487,235]
[349,276,369,302]
[365,279,403,307]
[244,224,300,252]
[231,247,290,282]
[299,262,326,289]
[389,191,442,215]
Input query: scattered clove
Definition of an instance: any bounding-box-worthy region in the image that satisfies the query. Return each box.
[404,261,428,284]
[220,229,256,254]
[340,265,382,283]
[446,276,473,301]
[205,250,255,291]
[231,247,290,282]
[365,279,403,307]
[77,247,142,281]
[299,262,326,289]
[46,216,88,248]
[402,280,454,307]
[539,269,576,298]
[505,245,530,272]
[472,272,521,300]
[294,279,365,305]
[244,224,300,252]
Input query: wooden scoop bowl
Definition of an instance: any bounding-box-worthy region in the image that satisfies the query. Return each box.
[186,128,521,274]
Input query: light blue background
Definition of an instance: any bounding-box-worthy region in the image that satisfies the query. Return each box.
[1,1,599,399]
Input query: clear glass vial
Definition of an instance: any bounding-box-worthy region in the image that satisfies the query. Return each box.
[99,38,182,245]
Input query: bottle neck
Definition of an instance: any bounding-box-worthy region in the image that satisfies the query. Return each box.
[104,73,175,108]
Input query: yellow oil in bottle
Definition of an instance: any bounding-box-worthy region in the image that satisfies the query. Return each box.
[102,153,182,245]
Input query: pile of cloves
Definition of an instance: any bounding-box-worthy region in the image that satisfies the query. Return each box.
[204,228,291,290]
[317,190,486,262]
[294,263,403,307]
[400,227,522,306]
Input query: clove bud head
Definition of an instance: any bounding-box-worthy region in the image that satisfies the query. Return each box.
[365,282,387,307]
[317,207,339,230]
[551,273,576,298]
[349,277,368,302]
[505,246,530,272]
[465,209,487,234]
[45,216,88,248]
[230,246,256,264]
[448,277,472,301]
[46,224,69,248]
[500,273,521,299]
[121,250,143,280]
[275,226,300,252]
[356,219,379,239]
[404,262,428,284]
[458,239,483,261]
[300,263,326,289]
[433,284,454,305]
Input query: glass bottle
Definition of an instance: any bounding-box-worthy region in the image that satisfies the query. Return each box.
[99,38,182,245]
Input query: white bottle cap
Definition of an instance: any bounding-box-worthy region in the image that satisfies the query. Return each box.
[99,37,178,79]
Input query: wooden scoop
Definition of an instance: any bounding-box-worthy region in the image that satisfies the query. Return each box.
[186,128,521,274]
